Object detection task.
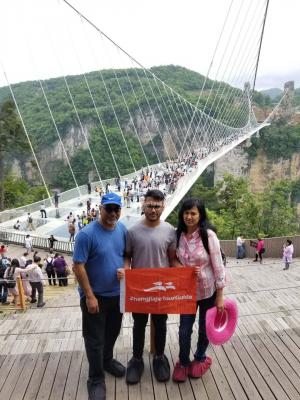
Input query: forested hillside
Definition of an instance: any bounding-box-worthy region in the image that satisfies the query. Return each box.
[0,64,299,229]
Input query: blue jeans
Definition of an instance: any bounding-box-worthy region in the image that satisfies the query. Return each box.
[236,245,245,259]
[179,292,216,366]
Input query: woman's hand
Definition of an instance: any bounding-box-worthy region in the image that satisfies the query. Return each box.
[215,290,224,311]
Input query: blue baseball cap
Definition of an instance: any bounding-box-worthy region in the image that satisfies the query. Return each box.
[101,192,122,207]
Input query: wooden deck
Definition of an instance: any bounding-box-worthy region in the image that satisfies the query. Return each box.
[0,252,300,399]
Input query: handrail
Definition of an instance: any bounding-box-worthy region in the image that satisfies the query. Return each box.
[0,228,73,254]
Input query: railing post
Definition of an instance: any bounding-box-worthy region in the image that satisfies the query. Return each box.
[17,276,26,311]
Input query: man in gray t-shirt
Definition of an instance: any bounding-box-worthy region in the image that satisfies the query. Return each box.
[120,189,180,385]
[126,220,176,269]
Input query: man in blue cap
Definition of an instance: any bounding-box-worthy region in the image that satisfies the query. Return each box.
[73,192,126,400]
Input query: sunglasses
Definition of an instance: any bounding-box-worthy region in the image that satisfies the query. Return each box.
[103,205,121,213]
[144,203,163,210]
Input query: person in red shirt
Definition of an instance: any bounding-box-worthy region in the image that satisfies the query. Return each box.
[253,237,265,263]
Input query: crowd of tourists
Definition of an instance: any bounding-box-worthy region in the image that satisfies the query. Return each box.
[0,245,71,307]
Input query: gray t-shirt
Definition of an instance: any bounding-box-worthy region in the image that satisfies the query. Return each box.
[126,220,176,268]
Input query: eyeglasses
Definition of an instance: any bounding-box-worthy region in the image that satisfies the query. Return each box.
[144,204,163,210]
[103,205,121,213]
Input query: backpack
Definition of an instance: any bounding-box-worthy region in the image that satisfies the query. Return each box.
[6,267,16,289]
[45,258,54,273]
[0,259,6,279]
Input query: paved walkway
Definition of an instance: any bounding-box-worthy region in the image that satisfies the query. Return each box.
[0,250,300,399]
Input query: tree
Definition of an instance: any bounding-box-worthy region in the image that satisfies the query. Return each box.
[0,99,26,210]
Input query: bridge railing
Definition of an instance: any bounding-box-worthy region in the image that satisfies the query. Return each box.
[0,228,73,254]
[0,163,166,224]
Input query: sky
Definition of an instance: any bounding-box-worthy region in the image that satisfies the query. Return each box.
[0,0,299,91]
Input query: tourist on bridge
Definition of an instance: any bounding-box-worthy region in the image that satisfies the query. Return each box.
[53,254,68,286]
[13,220,21,230]
[44,254,56,286]
[172,198,225,383]
[68,220,76,242]
[4,258,39,305]
[24,234,33,253]
[283,239,294,270]
[27,213,34,231]
[0,257,10,305]
[236,234,245,259]
[118,189,180,385]
[87,182,92,195]
[40,202,47,219]
[73,192,127,400]
[27,256,46,308]
[48,235,57,252]
[253,236,265,263]
[54,191,60,208]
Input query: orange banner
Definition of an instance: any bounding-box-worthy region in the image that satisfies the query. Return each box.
[125,267,197,314]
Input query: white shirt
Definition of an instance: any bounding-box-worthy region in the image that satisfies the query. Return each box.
[236,236,244,246]
[26,263,44,282]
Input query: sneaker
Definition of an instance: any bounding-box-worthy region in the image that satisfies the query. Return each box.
[153,354,170,382]
[30,299,37,304]
[87,379,106,400]
[126,357,144,384]
[189,357,212,378]
[104,358,126,377]
[172,361,189,382]
[37,302,46,308]
[1,302,10,305]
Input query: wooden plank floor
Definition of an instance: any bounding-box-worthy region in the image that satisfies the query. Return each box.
[0,252,300,399]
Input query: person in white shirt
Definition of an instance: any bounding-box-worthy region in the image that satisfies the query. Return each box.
[24,235,33,253]
[27,255,45,308]
[236,235,245,259]
[4,258,38,304]
[40,203,47,219]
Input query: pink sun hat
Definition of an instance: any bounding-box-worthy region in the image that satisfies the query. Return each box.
[206,298,238,345]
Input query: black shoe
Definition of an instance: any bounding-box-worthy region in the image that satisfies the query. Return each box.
[126,357,144,384]
[30,299,37,303]
[37,302,46,308]
[104,358,126,377]
[87,380,106,400]
[2,302,10,305]
[153,354,170,382]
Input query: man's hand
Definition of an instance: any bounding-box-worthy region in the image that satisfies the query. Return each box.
[86,295,99,314]
[117,268,125,280]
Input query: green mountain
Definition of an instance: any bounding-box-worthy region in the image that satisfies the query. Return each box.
[260,88,283,99]
[0,65,256,190]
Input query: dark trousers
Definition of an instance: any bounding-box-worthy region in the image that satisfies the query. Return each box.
[81,295,123,382]
[0,281,8,303]
[46,270,56,285]
[132,313,168,358]
[57,271,68,286]
[30,281,44,306]
[255,250,263,262]
[179,292,216,366]
[40,210,47,218]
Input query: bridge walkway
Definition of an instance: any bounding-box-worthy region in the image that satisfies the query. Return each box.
[0,252,300,399]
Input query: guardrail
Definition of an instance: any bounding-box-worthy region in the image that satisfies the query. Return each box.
[0,163,166,223]
[0,228,73,254]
